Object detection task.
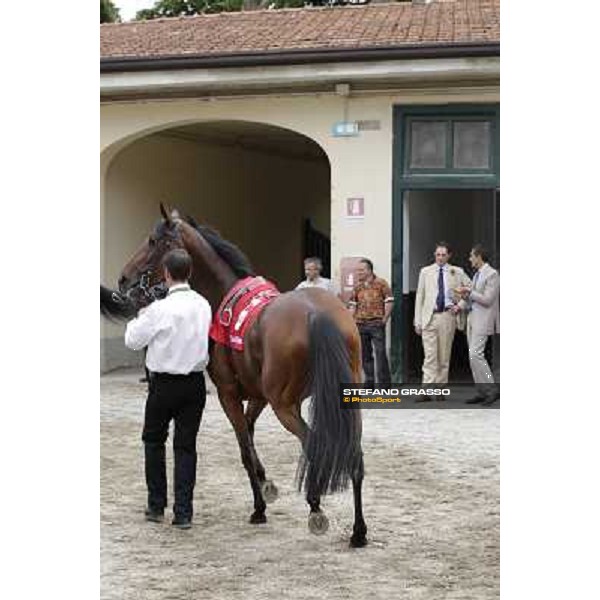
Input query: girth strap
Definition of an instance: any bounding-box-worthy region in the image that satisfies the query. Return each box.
[219,276,266,326]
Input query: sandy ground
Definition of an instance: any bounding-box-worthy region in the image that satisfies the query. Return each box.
[101,368,499,600]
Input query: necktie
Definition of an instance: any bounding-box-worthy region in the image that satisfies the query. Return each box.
[436,267,445,312]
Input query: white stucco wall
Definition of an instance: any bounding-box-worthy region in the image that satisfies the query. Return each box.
[103,90,497,273]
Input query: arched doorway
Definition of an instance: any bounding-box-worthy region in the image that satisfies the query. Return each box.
[101,120,331,370]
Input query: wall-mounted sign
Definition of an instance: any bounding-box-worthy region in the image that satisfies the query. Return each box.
[346,197,364,219]
[339,256,364,304]
[332,121,359,137]
[356,119,381,131]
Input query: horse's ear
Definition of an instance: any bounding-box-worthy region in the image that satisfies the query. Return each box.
[160,202,172,225]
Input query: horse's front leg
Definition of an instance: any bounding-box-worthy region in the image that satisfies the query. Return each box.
[218,389,267,524]
[246,398,278,504]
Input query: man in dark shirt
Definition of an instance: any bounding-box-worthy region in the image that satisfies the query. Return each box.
[348,258,394,387]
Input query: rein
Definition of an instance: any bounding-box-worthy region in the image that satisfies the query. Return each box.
[127,270,168,305]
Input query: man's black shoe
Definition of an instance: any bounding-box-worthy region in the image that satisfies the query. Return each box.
[172,516,192,530]
[144,508,164,523]
[466,396,486,404]
[482,394,500,406]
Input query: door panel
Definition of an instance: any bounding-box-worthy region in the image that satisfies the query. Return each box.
[401,189,499,383]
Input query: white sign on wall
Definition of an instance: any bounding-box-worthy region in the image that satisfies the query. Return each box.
[332,121,359,137]
[346,197,364,219]
[339,257,364,303]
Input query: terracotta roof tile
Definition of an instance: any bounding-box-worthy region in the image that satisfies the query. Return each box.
[101,1,499,60]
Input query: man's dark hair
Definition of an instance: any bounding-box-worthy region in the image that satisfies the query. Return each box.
[304,257,323,270]
[163,248,192,282]
[359,258,374,272]
[435,241,452,254]
[471,244,489,263]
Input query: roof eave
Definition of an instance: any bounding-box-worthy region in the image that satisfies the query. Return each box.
[100,42,500,73]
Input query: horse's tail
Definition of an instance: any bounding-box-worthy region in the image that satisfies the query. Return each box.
[100,285,136,321]
[297,312,362,496]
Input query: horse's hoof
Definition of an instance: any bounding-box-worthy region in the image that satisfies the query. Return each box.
[261,480,279,504]
[249,512,267,525]
[350,532,368,548]
[307,511,329,536]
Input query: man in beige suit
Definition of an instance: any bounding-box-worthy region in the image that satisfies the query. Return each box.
[414,242,471,385]
[457,245,500,405]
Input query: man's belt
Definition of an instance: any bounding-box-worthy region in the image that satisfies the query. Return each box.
[150,371,203,379]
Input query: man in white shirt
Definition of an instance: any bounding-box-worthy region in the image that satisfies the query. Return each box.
[295,257,335,293]
[125,249,212,529]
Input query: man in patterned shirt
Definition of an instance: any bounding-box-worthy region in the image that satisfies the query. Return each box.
[348,258,394,387]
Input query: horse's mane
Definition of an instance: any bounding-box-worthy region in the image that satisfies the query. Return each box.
[184,216,255,278]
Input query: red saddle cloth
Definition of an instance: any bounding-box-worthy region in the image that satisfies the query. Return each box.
[209,276,280,351]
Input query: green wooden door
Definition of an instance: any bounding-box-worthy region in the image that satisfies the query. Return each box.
[391,104,500,381]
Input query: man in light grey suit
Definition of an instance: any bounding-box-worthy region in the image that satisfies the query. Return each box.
[457,245,500,405]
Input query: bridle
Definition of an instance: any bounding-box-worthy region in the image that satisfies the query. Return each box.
[125,223,183,305]
[123,269,168,306]
[137,271,169,303]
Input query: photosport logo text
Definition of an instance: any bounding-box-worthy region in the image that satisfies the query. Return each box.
[339,384,499,409]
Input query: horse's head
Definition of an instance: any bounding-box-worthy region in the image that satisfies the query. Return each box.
[118,203,186,308]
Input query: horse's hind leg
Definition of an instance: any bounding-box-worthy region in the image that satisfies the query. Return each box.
[349,360,367,547]
[350,452,368,548]
[246,398,278,503]
[218,390,267,524]
[272,403,329,535]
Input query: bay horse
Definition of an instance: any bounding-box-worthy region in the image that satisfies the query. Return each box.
[112,204,367,547]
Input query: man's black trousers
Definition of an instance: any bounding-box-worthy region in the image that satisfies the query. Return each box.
[358,320,391,387]
[142,371,206,520]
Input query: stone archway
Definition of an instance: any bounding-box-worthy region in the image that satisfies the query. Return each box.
[101,119,331,371]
